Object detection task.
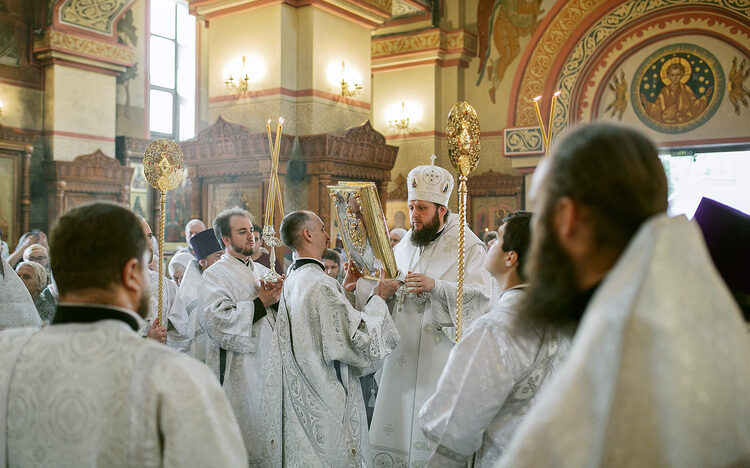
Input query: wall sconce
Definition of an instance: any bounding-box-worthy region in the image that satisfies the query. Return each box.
[385,100,421,133]
[388,101,410,131]
[338,61,362,98]
[0,100,4,116]
[224,55,265,94]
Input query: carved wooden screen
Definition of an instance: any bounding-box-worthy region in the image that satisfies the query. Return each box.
[298,120,398,235]
[467,170,524,236]
[43,150,133,222]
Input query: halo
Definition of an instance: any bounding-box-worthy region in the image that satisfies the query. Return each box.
[143,139,185,192]
[660,56,692,85]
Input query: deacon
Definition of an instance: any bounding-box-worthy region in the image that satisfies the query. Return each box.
[368,158,492,467]
[419,211,571,466]
[180,227,224,363]
[139,217,192,352]
[497,123,750,467]
[261,211,401,467]
[0,255,41,330]
[200,206,283,464]
[0,202,247,466]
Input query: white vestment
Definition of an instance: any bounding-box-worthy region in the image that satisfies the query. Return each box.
[178,260,208,362]
[143,268,192,352]
[498,214,750,468]
[418,286,571,467]
[0,257,41,330]
[200,252,275,464]
[369,213,492,467]
[0,306,247,467]
[261,261,400,467]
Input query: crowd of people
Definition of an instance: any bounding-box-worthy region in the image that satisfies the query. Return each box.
[1,122,749,467]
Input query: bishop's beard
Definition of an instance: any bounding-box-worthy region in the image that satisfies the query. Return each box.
[410,210,442,248]
[522,210,584,330]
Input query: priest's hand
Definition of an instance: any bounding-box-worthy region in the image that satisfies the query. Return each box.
[342,261,362,292]
[405,271,435,294]
[259,277,284,306]
[147,320,167,344]
[374,268,402,300]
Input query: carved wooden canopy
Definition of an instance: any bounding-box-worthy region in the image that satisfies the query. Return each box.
[180,116,294,220]
[43,149,133,221]
[0,125,36,242]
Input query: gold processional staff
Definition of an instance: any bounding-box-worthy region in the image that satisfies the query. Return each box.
[143,139,185,327]
[261,117,285,282]
[446,102,481,342]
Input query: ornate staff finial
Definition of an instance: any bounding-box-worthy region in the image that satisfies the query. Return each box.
[446,101,481,342]
[143,139,185,327]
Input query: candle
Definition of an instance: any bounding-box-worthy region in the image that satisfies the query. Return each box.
[532,95,549,154]
[265,120,275,226]
[547,91,561,152]
[268,118,283,223]
[272,118,284,218]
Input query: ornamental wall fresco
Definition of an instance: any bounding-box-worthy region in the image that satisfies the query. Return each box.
[499,0,750,157]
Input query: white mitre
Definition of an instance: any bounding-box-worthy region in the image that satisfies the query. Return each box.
[407,154,454,207]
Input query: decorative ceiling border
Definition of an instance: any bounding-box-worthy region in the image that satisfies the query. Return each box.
[33,29,135,68]
[372,28,477,59]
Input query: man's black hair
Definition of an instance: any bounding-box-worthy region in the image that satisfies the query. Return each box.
[280,211,313,252]
[501,211,533,281]
[50,202,146,295]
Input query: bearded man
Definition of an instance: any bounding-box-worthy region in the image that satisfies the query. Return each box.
[0,202,246,467]
[497,123,750,467]
[368,159,492,467]
[199,206,283,464]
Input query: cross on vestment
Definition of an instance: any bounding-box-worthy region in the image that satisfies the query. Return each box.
[383,424,396,436]
[396,354,406,367]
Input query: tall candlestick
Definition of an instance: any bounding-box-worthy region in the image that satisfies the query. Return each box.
[532,95,549,154]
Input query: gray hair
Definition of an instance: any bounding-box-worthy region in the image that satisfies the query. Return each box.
[16,260,48,287]
[213,207,254,245]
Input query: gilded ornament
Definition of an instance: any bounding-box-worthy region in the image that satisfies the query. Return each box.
[143,138,185,327]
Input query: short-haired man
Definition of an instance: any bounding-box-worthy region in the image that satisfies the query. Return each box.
[368,158,492,467]
[15,260,55,324]
[175,218,206,257]
[497,123,750,467]
[419,211,571,466]
[180,228,223,363]
[200,206,283,463]
[322,248,341,280]
[139,218,192,352]
[0,202,247,466]
[262,211,400,466]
